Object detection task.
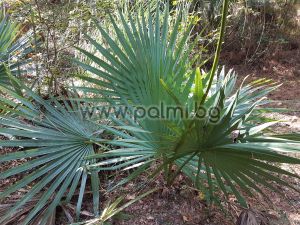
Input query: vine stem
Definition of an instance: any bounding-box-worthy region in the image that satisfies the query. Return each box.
[200,0,230,105]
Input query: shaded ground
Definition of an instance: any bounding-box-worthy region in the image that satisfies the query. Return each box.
[106,168,300,225]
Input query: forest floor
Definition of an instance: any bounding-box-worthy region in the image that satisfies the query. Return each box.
[0,47,299,225]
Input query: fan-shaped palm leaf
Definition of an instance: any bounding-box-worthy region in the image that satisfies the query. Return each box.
[0,81,103,224]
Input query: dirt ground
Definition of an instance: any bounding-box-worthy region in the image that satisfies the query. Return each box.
[105,169,300,225]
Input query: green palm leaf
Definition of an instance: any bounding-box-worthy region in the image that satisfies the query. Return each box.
[0,81,104,224]
[0,9,35,88]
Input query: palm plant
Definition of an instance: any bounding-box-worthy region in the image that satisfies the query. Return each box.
[76,0,300,209]
[71,189,157,225]
[0,7,34,87]
[0,80,104,224]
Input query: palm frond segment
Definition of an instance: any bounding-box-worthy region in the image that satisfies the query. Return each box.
[0,82,105,224]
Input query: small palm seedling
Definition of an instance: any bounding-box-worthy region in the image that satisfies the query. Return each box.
[76,0,300,210]
[72,189,157,225]
[0,80,103,224]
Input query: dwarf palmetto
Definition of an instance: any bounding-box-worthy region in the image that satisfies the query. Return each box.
[0,1,299,224]
[76,1,300,208]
